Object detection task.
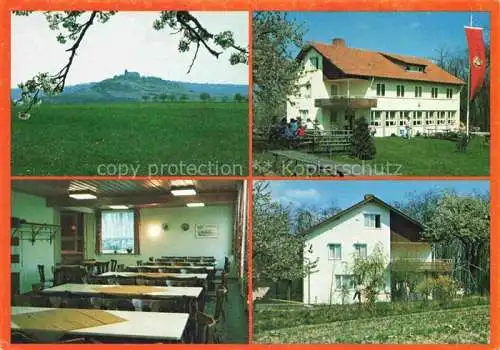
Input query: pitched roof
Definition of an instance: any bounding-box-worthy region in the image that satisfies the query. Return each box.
[300,42,465,85]
[303,194,425,238]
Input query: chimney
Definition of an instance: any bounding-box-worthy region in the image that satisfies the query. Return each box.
[364,194,375,200]
[332,38,346,47]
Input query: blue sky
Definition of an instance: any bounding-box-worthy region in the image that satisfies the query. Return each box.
[265,180,489,209]
[287,12,490,59]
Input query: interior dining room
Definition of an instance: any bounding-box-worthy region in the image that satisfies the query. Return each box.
[10,179,248,344]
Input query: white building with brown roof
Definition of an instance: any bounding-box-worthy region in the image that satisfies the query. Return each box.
[303,194,452,305]
[287,38,465,137]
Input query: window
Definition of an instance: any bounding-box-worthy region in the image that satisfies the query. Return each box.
[425,111,434,125]
[399,111,409,126]
[446,88,453,99]
[304,83,312,98]
[413,111,422,126]
[385,111,396,126]
[331,84,338,97]
[354,244,368,258]
[299,109,309,120]
[364,214,381,228]
[376,83,385,96]
[370,111,381,126]
[431,87,438,98]
[414,86,422,97]
[310,56,319,69]
[447,111,456,125]
[328,244,342,260]
[396,85,405,97]
[99,210,137,254]
[437,111,446,125]
[335,275,356,290]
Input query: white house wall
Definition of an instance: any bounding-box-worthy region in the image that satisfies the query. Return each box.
[287,48,462,137]
[303,202,392,305]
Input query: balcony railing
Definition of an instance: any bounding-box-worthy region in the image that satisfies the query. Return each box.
[315,96,377,109]
[390,258,453,273]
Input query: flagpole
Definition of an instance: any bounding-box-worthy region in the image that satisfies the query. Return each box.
[466,14,472,137]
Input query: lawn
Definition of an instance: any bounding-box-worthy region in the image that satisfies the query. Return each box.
[12,102,248,176]
[254,305,489,344]
[253,136,489,176]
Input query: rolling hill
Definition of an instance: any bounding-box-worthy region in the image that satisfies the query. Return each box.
[11,70,248,103]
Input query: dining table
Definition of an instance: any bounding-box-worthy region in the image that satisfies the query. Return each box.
[41,283,203,300]
[12,306,189,342]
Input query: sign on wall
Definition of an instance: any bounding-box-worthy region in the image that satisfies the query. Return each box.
[195,224,218,238]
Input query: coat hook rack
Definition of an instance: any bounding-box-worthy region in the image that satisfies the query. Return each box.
[11,218,60,245]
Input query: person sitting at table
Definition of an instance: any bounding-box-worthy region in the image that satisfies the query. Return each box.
[289,118,299,136]
[305,118,314,130]
[284,122,295,139]
[296,124,306,137]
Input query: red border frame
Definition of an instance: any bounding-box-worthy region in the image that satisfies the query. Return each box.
[1,0,499,348]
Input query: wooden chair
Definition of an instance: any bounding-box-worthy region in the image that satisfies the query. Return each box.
[110,259,118,272]
[96,261,110,275]
[214,287,227,322]
[117,277,136,285]
[165,277,199,287]
[12,294,32,306]
[194,311,221,344]
[113,299,136,311]
[37,264,53,289]
[117,264,125,272]
[163,267,181,273]
[136,260,143,266]
[157,296,188,314]
[60,291,93,309]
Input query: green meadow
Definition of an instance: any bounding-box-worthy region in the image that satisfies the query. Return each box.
[12,102,249,176]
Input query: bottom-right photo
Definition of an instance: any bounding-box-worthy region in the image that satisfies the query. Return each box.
[252,180,490,344]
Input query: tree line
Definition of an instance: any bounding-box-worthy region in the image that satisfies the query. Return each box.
[140,92,248,103]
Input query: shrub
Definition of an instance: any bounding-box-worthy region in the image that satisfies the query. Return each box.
[349,117,376,160]
[433,275,459,300]
[416,277,434,300]
[416,276,459,301]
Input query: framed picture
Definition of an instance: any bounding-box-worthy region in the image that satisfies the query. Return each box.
[195,224,218,238]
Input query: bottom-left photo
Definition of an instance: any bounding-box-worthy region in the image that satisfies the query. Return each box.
[10,179,248,344]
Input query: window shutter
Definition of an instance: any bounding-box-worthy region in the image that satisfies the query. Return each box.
[95,210,102,255]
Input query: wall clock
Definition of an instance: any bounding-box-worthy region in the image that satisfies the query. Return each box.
[181,223,190,231]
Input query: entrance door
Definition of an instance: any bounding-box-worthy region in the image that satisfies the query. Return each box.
[346,113,355,131]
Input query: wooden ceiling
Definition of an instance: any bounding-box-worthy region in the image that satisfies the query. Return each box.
[11,180,240,208]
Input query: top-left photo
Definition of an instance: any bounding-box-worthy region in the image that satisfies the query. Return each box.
[11,11,249,176]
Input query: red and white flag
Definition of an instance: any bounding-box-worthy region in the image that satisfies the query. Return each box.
[465,26,486,101]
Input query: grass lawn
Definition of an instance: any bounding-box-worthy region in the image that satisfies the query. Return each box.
[12,102,248,176]
[254,136,489,176]
[254,305,489,344]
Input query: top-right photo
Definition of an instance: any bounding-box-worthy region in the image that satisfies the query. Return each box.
[252,11,490,177]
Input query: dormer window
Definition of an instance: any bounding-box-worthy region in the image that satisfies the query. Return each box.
[405,65,425,73]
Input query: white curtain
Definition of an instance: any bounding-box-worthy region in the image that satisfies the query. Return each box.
[101,211,134,252]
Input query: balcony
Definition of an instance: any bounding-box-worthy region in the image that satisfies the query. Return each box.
[390,258,453,273]
[315,96,377,110]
